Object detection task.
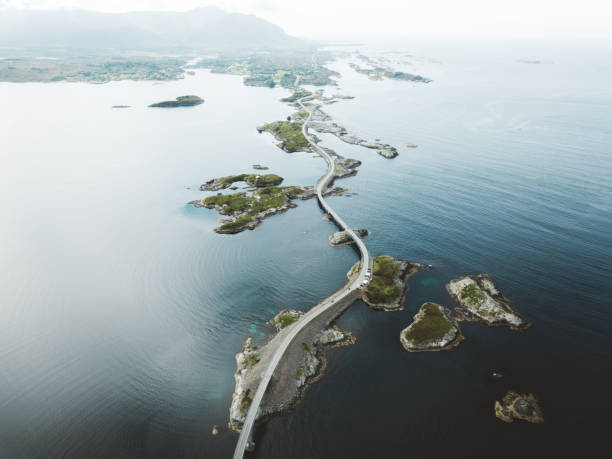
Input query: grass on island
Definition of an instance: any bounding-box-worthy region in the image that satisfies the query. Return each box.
[246,174,283,187]
[460,283,485,305]
[296,368,304,381]
[242,353,261,369]
[217,215,254,232]
[204,193,252,213]
[261,121,309,152]
[216,173,283,188]
[281,186,306,197]
[281,88,312,103]
[364,256,402,304]
[277,312,299,329]
[404,303,453,345]
[302,343,311,353]
[240,389,252,411]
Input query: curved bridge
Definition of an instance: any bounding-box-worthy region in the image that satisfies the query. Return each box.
[232,93,370,459]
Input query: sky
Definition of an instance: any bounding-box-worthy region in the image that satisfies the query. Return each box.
[1,0,612,40]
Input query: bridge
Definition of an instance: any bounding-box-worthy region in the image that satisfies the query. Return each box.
[232,91,370,459]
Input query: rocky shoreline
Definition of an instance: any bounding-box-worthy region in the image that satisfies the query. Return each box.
[358,256,419,311]
[494,391,544,423]
[229,307,356,432]
[446,274,530,330]
[329,229,368,246]
[400,302,464,352]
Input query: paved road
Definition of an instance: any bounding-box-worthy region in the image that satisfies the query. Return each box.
[232,84,370,459]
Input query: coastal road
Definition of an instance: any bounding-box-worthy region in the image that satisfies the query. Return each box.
[232,85,370,459]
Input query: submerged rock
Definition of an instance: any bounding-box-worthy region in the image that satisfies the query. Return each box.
[446,274,529,329]
[494,391,544,423]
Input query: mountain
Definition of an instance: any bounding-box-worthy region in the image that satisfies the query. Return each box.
[0,7,306,52]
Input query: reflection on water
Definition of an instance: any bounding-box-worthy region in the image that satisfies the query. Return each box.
[1,39,612,458]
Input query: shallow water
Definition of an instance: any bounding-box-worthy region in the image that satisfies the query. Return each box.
[1,39,611,458]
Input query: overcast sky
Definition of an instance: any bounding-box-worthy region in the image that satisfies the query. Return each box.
[2,0,612,40]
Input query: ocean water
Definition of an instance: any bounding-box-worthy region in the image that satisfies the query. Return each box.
[1,39,611,458]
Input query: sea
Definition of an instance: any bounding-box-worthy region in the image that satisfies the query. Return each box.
[1,38,611,458]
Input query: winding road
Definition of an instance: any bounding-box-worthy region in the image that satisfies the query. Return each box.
[232,84,370,459]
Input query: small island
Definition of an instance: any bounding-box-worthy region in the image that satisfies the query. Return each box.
[494,391,544,423]
[190,173,320,234]
[149,95,204,107]
[350,256,419,311]
[446,274,529,330]
[329,229,368,247]
[400,302,463,352]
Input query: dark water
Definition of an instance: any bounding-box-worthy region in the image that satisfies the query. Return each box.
[1,39,611,458]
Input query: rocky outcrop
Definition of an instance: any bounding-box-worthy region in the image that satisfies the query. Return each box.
[228,310,355,432]
[334,158,362,178]
[307,106,399,159]
[400,302,464,352]
[329,229,368,246]
[494,391,544,423]
[446,274,529,330]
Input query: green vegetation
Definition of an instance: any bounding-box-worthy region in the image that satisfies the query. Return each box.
[240,389,252,411]
[246,174,283,187]
[302,343,311,353]
[217,215,255,233]
[0,57,187,83]
[277,313,299,329]
[203,193,252,213]
[197,51,339,88]
[460,284,485,305]
[281,186,306,197]
[281,88,312,103]
[243,353,261,369]
[364,256,402,304]
[260,121,309,152]
[296,368,304,380]
[404,303,453,345]
[149,95,204,107]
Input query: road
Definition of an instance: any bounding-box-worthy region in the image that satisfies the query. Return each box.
[232,86,370,459]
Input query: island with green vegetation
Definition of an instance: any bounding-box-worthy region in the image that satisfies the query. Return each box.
[200,173,283,191]
[494,391,544,423]
[446,274,530,330]
[257,121,310,153]
[149,95,204,107]
[190,174,316,234]
[349,256,419,311]
[329,229,368,247]
[400,302,464,352]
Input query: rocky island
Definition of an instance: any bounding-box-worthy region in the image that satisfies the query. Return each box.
[149,95,204,107]
[494,391,544,423]
[200,173,283,191]
[446,274,529,329]
[350,256,419,311]
[400,302,464,352]
[329,229,368,247]
[190,177,316,233]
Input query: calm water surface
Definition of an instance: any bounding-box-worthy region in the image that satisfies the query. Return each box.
[1,39,611,458]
